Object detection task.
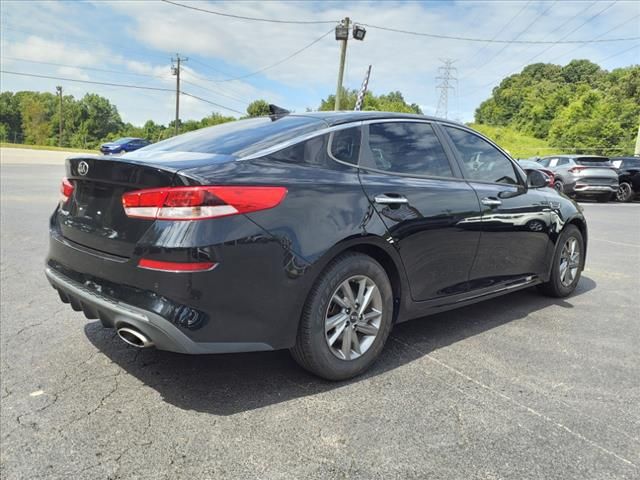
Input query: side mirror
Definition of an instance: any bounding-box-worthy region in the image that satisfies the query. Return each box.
[527,170,548,189]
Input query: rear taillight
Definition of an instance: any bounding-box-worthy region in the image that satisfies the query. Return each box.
[138,258,217,272]
[122,186,287,220]
[568,166,586,173]
[60,177,74,203]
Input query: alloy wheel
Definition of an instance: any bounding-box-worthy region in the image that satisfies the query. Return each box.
[324,275,382,361]
[616,183,632,202]
[559,237,581,287]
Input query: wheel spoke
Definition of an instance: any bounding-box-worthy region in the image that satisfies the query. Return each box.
[325,312,348,333]
[358,285,375,316]
[351,328,362,355]
[362,309,382,322]
[341,327,352,360]
[356,322,379,336]
[332,293,350,309]
[356,278,367,307]
[340,281,356,307]
[327,321,347,346]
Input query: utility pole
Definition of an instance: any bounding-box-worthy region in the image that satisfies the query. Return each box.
[334,17,350,111]
[171,54,188,136]
[435,58,457,119]
[56,86,63,147]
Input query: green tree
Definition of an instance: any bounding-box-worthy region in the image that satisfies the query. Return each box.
[318,88,422,114]
[246,99,271,117]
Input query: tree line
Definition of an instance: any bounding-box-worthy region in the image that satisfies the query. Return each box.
[0,88,421,150]
[2,59,637,154]
[474,60,639,156]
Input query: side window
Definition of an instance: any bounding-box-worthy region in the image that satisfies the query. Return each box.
[538,158,551,167]
[366,122,453,177]
[557,158,570,167]
[444,127,519,185]
[268,134,328,167]
[329,127,361,165]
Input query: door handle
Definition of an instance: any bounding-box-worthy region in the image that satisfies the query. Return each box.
[481,197,502,207]
[374,194,409,205]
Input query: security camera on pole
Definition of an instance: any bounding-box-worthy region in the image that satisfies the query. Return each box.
[334,18,366,111]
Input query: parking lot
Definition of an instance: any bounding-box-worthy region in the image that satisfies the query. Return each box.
[1,148,638,479]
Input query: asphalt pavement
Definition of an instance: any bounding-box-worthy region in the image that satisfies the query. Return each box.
[1,148,639,479]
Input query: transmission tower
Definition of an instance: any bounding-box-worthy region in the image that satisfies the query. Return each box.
[435,58,457,119]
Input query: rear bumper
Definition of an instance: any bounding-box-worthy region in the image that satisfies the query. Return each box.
[45,266,273,354]
[573,184,617,194]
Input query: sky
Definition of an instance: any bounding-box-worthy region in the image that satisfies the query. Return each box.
[1,0,639,126]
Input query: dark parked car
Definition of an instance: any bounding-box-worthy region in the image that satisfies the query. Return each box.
[517,159,555,187]
[537,155,618,202]
[99,137,150,155]
[611,156,640,202]
[46,112,588,380]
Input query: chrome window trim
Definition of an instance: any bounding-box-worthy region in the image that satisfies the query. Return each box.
[238,121,363,161]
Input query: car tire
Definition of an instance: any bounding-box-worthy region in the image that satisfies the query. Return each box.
[553,180,564,194]
[290,252,394,381]
[616,182,634,202]
[538,225,584,298]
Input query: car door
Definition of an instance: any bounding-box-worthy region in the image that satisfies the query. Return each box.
[357,120,482,301]
[442,125,552,289]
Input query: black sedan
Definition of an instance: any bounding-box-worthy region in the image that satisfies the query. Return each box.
[99,137,150,155]
[611,156,640,202]
[46,112,587,380]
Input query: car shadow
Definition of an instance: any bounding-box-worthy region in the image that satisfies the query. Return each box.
[85,276,596,416]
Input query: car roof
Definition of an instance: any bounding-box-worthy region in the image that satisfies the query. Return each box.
[284,111,466,128]
[542,154,609,160]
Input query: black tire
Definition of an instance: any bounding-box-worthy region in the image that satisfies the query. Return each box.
[553,180,564,194]
[538,225,584,298]
[596,193,610,203]
[290,252,394,381]
[616,182,634,202]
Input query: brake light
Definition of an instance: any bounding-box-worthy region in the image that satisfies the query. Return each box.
[122,186,287,220]
[138,258,217,272]
[568,166,586,173]
[60,177,74,202]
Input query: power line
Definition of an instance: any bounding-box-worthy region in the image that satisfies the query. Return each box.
[0,70,175,92]
[180,92,244,115]
[2,56,171,81]
[460,0,558,81]
[207,28,334,82]
[180,79,249,105]
[461,0,627,98]
[0,69,244,114]
[160,0,337,25]
[598,43,640,63]
[360,23,639,44]
[458,0,532,66]
[549,13,640,63]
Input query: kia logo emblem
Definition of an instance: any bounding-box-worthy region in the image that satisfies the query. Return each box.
[78,161,89,176]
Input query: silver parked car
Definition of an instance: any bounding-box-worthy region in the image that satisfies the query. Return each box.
[537,155,618,202]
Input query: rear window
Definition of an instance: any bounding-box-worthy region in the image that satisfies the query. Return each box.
[141,116,327,157]
[575,157,611,167]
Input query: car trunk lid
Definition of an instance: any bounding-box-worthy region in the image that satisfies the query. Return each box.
[58,153,233,258]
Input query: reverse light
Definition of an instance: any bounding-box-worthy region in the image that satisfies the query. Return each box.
[60,177,74,203]
[122,186,287,220]
[138,258,217,272]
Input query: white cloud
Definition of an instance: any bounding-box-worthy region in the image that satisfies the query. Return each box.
[2,0,638,124]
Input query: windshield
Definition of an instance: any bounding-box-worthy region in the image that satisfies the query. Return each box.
[111,137,135,145]
[141,116,327,157]
[575,157,611,167]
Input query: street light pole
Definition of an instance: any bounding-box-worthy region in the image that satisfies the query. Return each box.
[56,86,63,147]
[171,54,188,136]
[334,17,350,111]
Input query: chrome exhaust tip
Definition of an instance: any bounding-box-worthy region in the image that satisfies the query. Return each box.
[117,327,154,349]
